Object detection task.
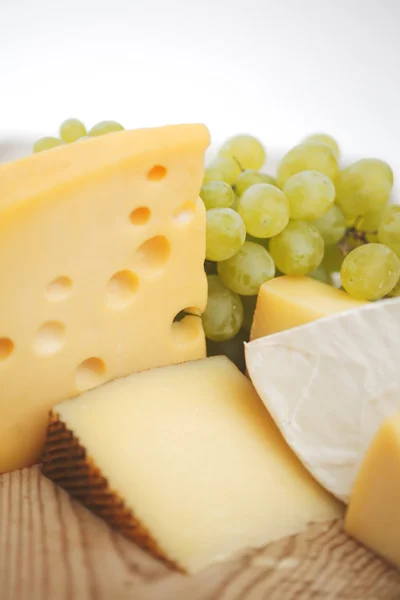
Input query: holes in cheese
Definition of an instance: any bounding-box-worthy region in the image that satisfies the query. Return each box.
[171,308,203,344]
[147,164,167,181]
[75,357,107,393]
[0,337,14,360]
[129,207,151,225]
[173,200,197,225]
[33,321,66,356]
[106,270,139,308]
[45,276,74,301]
[42,356,343,574]
[0,124,209,473]
[133,235,171,274]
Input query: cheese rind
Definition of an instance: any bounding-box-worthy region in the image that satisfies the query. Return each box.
[0,124,209,473]
[245,298,400,502]
[250,276,366,340]
[42,356,343,573]
[43,413,179,570]
[344,412,400,569]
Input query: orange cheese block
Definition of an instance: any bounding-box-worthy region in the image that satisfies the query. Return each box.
[251,275,367,340]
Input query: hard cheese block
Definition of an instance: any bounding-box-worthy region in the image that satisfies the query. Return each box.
[250,276,366,340]
[345,412,400,569]
[0,124,209,473]
[41,356,343,574]
[245,298,400,502]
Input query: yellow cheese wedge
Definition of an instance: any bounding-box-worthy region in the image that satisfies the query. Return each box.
[0,124,209,473]
[42,356,343,573]
[345,412,400,569]
[250,275,367,340]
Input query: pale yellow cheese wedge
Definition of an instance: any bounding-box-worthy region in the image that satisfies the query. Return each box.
[0,124,209,472]
[345,412,400,569]
[42,356,343,573]
[250,276,367,340]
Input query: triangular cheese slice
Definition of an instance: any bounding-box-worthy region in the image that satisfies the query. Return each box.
[245,298,400,502]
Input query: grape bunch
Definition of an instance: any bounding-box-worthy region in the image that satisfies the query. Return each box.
[33,119,124,152]
[202,133,398,369]
[33,122,398,371]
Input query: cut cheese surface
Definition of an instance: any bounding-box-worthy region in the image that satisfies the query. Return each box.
[42,356,343,574]
[245,298,400,503]
[250,276,367,340]
[0,124,209,473]
[345,412,400,569]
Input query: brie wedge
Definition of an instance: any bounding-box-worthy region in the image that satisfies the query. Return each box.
[245,298,400,502]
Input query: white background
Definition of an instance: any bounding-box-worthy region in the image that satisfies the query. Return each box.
[1,0,399,161]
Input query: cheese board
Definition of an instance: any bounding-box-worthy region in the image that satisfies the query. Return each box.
[1,131,400,600]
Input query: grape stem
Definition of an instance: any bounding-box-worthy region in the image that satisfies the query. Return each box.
[232,156,244,171]
[338,217,378,258]
[353,216,378,235]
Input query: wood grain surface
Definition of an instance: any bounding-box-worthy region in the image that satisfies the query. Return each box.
[0,466,399,600]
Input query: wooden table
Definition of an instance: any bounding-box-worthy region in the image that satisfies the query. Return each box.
[1,466,399,600]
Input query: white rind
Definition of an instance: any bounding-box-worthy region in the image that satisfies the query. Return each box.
[245,298,400,503]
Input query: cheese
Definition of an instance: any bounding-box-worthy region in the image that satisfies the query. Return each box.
[42,356,343,573]
[345,412,400,569]
[245,298,400,502]
[0,124,209,473]
[250,276,366,340]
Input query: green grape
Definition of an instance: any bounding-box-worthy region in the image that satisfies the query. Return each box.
[344,213,357,228]
[241,295,257,332]
[258,173,277,186]
[33,137,64,153]
[365,232,380,243]
[59,118,87,143]
[378,206,400,257]
[234,170,276,196]
[217,241,275,296]
[336,159,393,216]
[218,134,266,170]
[202,275,243,341]
[269,221,324,276]
[206,208,246,261]
[355,208,385,233]
[238,183,290,238]
[302,133,340,159]
[277,143,339,188]
[322,244,344,274]
[231,195,239,211]
[355,208,386,243]
[387,278,400,298]
[204,156,242,185]
[88,120,124,137]
[283,170,335,221]
[313,205,346,246]
[200,181,234,209]
[308,265,331,284]
[341,243,400,300]
[246,233,269,248]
